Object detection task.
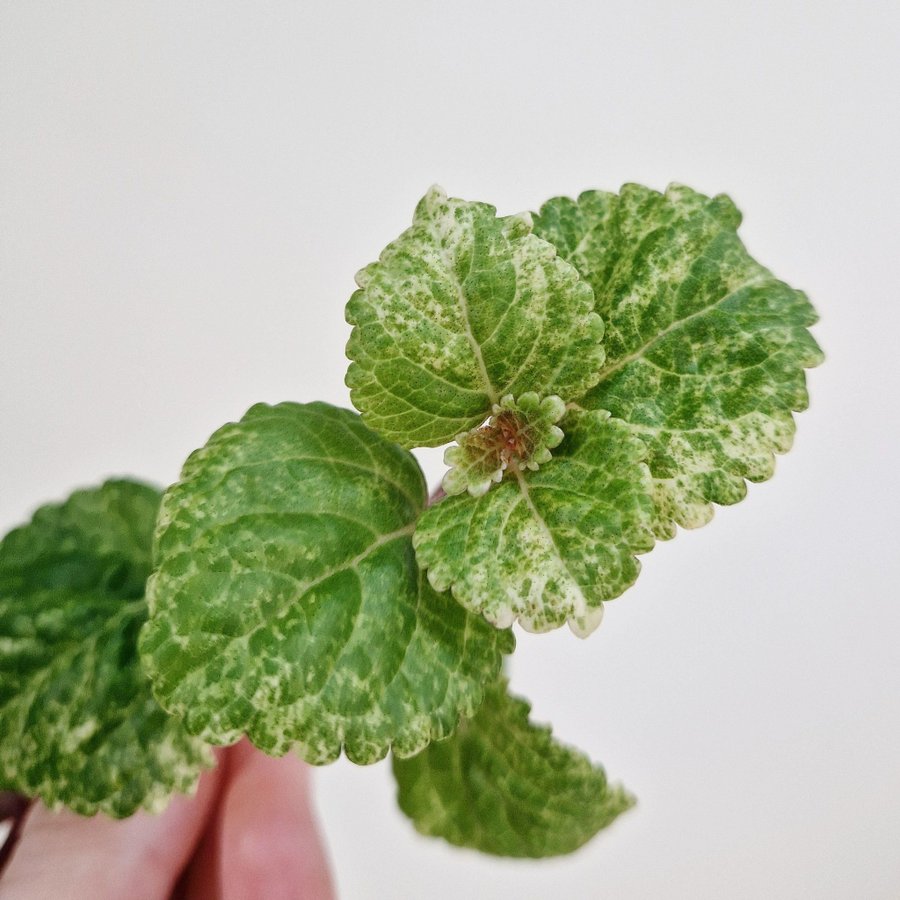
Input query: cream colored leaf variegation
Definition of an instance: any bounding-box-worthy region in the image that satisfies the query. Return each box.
[345,186,605,448]
[534,183,823,538]
[140,402,513,765]
[0,481,212,817]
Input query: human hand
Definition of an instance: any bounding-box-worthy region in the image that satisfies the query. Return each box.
[0,739,334,900]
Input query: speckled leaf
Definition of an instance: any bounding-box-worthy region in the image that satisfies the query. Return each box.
[533,183,823,538]
[0,481,212,817]
[140,402,513,765]
[414,411,655,637]
[345,186,605,447]
[393,678,634,857]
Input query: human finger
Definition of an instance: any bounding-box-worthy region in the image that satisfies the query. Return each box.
[178,739,334,900]
[0,762,222,900]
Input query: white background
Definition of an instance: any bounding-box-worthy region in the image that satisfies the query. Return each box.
[2,2,899,898]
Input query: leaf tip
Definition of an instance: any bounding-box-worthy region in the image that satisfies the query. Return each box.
[501,210,533,239]
[568,604,605,638]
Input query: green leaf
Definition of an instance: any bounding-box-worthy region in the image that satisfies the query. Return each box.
[414,411,655,637]
[0,480,212,817]
[345,186,605,448]
[393,678,634,858]
[533,183,823,538]
[140,402,513,765]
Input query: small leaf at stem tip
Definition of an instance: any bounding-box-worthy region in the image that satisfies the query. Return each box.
[442,393,566,498]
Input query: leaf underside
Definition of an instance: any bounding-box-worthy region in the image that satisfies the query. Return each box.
[0,481,212,817]
[393,678,634,857]
[345,185,605,448]
[533,183,823,538]
[140,402,513,765]
[414,411,655,637]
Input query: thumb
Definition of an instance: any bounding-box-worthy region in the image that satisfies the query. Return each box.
[179,739,335,900]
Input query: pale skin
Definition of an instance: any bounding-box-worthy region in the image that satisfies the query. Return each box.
[0,740,335,900]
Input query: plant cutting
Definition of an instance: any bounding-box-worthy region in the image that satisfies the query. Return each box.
[0,183,822,859]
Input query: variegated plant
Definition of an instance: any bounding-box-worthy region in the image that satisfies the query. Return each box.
[0,183,821,858]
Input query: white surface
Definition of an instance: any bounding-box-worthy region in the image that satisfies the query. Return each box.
[1,2,898,897]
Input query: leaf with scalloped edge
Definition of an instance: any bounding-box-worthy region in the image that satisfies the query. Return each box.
[393,678,634,857]
[140,402,513,765]
[414,410,655,637]
[533,183,823,539]
[0,480,212,817]
[345,186,605,448]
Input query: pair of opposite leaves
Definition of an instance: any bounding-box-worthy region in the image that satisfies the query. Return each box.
[0,184,821,856]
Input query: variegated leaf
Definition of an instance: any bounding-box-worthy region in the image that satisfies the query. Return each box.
[0,481,212,817]
[534,183,823,538]
[345,186,605,448]
[393,678,634,857]
[414,411,655,637]
[140,402,513,765]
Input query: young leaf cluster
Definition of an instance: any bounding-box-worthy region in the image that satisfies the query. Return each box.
[0,182,821,859]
